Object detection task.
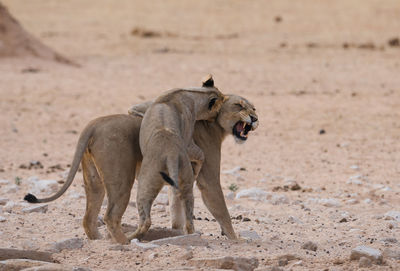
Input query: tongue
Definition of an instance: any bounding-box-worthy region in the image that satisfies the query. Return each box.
[235,122,244,132]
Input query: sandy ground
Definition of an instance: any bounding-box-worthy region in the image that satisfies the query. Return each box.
[1,0,400,270]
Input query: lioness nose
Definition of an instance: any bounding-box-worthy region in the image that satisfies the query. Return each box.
[250,116,258,122]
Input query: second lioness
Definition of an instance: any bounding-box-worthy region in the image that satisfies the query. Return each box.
[130,78,225,240]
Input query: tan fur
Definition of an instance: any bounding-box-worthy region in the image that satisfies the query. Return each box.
[130,86,225,240]
[24,95,258,244]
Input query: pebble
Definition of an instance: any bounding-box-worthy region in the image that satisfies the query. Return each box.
[147,252,158,260]
[49,238,84,253]
[0,198,8,206]
[382,248,400,260]
[222,166,243,178]
[190,256,259,271]
[225,191,235,200]
[5,184,19,193]
[364,198,372,204]
[151,233,208,246]
[3,201,16,213]
[0,216,6,222]
[236,188,268,201]
[350,245,383,264]
[268,194,289,205]
[0,180,10,185]
[29,178,59,194]
[346,199,359,205]
[288,216,303,224]
[384,211,400,222]
[69,193,84,199]
[380,237,398,244]
[22,204,48,214]
[350,165,360,170]
[131,239,159,250]
[309,198,341,207]
[239,230,261,241]
[358,256,372,268]
[108,244,131,251]
[301,241,318,251]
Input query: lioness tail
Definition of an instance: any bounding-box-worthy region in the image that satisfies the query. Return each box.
[160,172,178,189]
[23,123,95,203]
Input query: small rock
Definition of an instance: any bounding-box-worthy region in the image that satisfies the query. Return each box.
[302,241,318,251]
[181,249,193,260]
[285,179,301,191]
[0,198,8,206]
[265,267,284,271]
[350,165,360,170]
[147,252,158,260]
[3,201,16,213]
[364,198,372,204]
[236,188,268,201]
[346,199,359,205]
[5,184,19,193]
[383,248,400,260]
[358,257,372,268]
[278,258,288,266]
[0,259,51,270]
[319,198,341,207]
[131,239,159,250]
[108,245,131,251]
[384,211,400,222]
[288,216,303,224]
[350,246,383,264]
[239,230,261,241]
[29,178,59,194]
[151,233,208,246]
[268,194,289,205]
[49,238,84,253]
[190,256,259,271]
[339,218,348,223]
[0,216,6,222]
[226,191,235,200]
[22,204,48,214]
[0,180,10,185]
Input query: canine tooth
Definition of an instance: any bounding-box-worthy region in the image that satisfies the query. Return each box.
[243,122,246,129]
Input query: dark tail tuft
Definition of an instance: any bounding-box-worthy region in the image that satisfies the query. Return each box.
[159,172,178,189]
[24,193,39,203]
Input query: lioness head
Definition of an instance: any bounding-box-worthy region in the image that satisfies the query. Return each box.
[216,95,258,144]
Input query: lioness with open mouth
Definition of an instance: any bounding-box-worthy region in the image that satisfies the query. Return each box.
[25,77,258,244]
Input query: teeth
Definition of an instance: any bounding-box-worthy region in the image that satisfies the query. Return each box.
[243,122,246,129]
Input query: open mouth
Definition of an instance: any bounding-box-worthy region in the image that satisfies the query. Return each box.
[232,121,252,141]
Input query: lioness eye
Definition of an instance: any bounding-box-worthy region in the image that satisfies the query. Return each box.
[208,98,217,109]
[234,103,244,110]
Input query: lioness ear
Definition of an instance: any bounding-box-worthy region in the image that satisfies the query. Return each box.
[202,74,214,88]
[208,97,217,110]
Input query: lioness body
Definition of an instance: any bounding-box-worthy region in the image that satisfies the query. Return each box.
[133,85,225,240]
[25,95,258,244]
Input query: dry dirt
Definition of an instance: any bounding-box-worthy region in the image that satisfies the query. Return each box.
[0,0,400,270]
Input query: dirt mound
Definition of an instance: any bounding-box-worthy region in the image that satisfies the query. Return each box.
[0,2,74,65]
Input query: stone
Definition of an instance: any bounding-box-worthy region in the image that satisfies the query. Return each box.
[22,263,91,271]
[222,166,243,178]
[350,246,382,264]
[0,180,10,185]
[3,201,15,213]
[5,184,19,193]
[147,252,158,260]
[22,204,48,214]
[264,267,284,271]
[384,211,400,222]
[108,245,131,251]
[49,238,84,253]
[301,241,318,251]
[226,191,235,200]
[346,199,359,205]
[285,179,301,190]
[236,188,268,201]
[380,237,398,244]
[181,249,194,260]
[151,233,208,246]
[29,178,59,194]
[0,248,53,262]
[0,216,5,222]
[239,230,261,241]
[0,198,8,206]
[131,239,159,250]
[268,194,289,205]
[287,216,303,224]
[383,248,400,260]
[0,259,51,270]
[358,257,372,268]
[190,256,259,271]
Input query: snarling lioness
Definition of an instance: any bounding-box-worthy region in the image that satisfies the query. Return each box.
[25,79,258,244]
[131,76,225,240]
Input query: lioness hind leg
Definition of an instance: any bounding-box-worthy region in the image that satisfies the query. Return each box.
[128,173,164,240]
[82,153,105,240]
[179,159,196,235]
[168,186,185,230]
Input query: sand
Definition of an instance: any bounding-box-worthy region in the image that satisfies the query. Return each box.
[0,0,399,270]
